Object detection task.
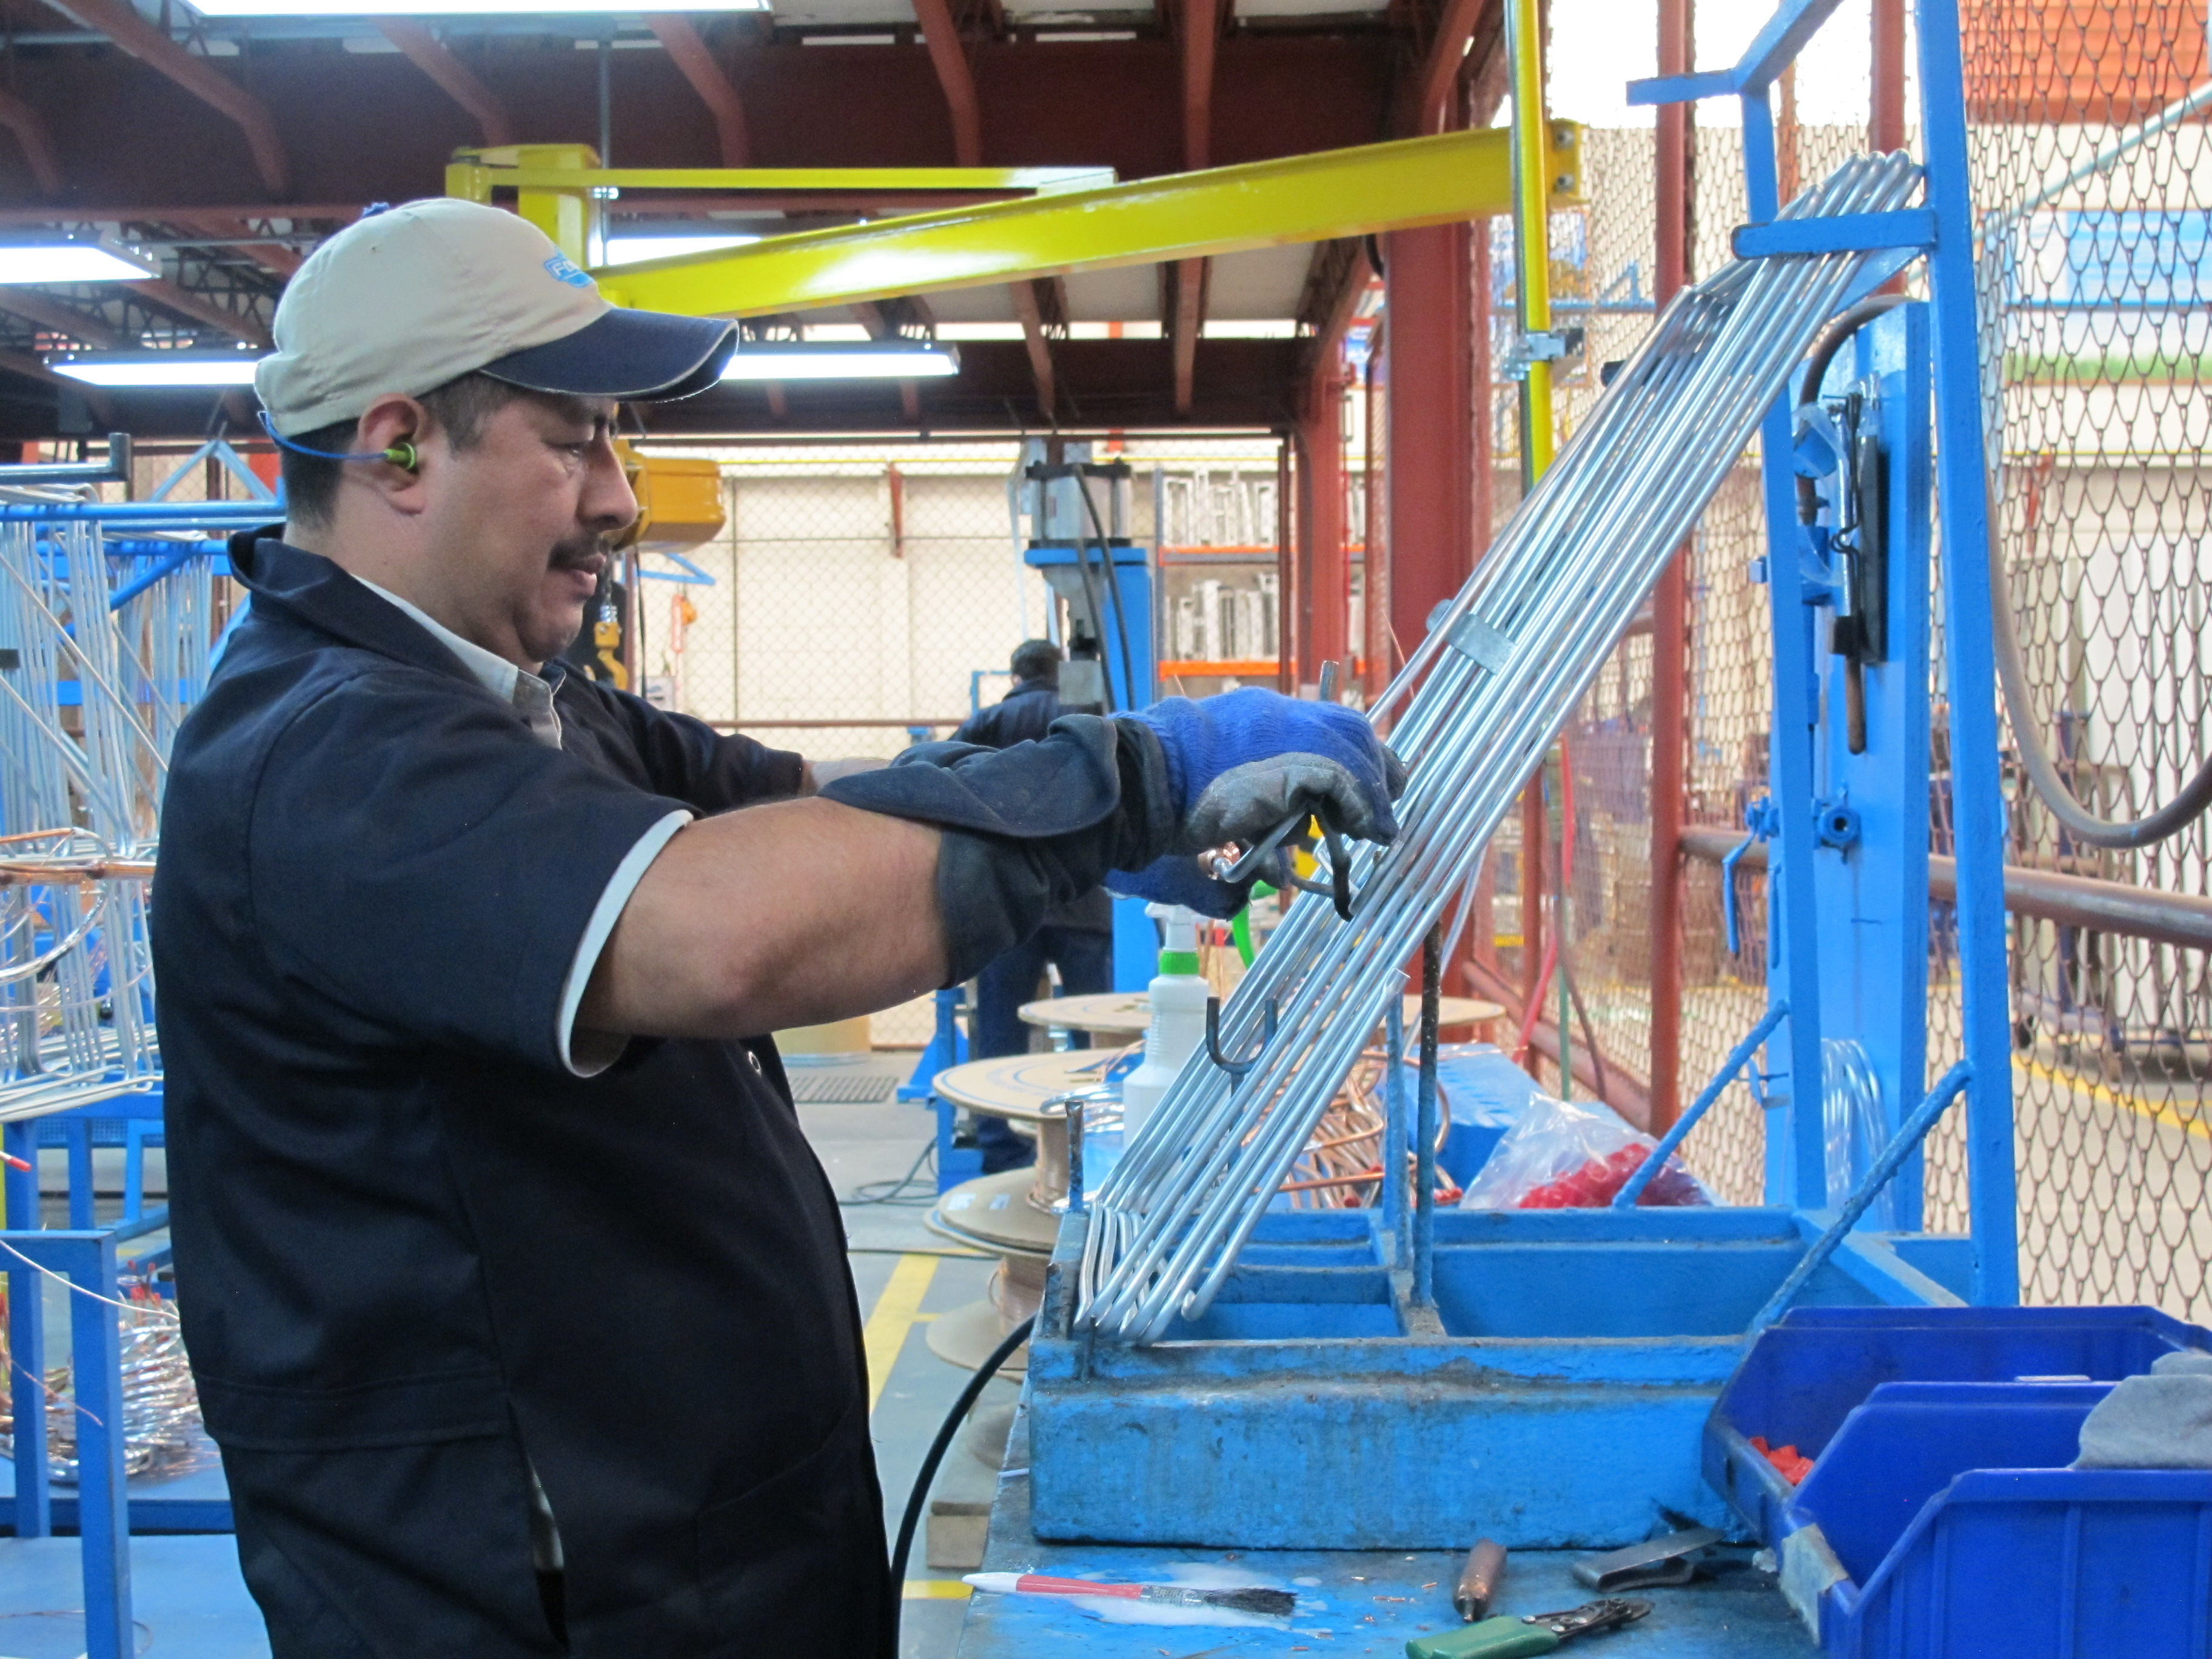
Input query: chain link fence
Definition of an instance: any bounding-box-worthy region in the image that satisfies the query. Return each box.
[1494,32,2212,1327]
[1959,0,2212,1319]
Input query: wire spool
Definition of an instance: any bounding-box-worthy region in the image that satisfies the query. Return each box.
[1017,992,1153,1037]
[924,1169,1059,1256]
[925,1255,1046,1377]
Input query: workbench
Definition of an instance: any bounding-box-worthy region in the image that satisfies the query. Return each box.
[953,1411,1818,1658]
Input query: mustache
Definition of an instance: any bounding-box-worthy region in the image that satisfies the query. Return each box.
[550,536,613,574]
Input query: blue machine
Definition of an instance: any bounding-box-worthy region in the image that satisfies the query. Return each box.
[968,4,2197,1655]
[1014,439,1163,994]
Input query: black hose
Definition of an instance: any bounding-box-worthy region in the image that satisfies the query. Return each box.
[1794,293,1909,523]
[1986,471,2212,848]
[889,1315,1036,1634]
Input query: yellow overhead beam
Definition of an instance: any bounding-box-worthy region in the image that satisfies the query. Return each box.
[589,126,1540,320]
[445,155,1116,204]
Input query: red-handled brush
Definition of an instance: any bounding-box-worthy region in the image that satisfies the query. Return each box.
[963,1572,1296,1617]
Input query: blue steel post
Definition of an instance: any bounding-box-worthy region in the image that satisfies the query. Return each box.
[1914,0,2020,1302]
[1382,996,1409,1267]
[4,1119,49,1540]
[1810,308,1934,1230]
[1741,81,1831,1208]
[1413,928,1441,1306]
[68,1232,132,1659]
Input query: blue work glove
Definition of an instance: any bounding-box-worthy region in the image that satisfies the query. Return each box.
[1106,688,1407,916]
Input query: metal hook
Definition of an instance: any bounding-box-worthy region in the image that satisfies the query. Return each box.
[1205,996,1279,1081]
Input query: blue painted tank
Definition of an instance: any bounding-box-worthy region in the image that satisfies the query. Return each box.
[1027,1204,1968,1550]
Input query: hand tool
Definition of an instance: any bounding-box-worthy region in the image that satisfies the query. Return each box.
[1405,1597,1652,1658]
[963,1572,1296,1617]
[1571,1526,1724,1592]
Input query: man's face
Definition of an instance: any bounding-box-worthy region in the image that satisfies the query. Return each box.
[419,392,636,668]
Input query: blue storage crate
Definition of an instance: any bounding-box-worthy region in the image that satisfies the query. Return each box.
[1432,1043,1537,1187]
[1780,1379,2212,1658]
[1704,1304,2212,1548]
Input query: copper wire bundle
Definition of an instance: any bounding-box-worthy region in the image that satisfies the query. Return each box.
[0,1276,212,1484]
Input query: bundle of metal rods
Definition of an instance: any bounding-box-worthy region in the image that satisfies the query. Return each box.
[1079,151,1923,1345]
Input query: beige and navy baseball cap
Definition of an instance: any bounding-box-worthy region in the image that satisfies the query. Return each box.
[256,198,737,437]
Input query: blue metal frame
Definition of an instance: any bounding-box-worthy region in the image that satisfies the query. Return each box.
[1622,0,2019,1302]
[2,1123,132,1659]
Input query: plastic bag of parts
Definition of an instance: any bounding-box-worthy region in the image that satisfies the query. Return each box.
[1458,1093,1713,1210]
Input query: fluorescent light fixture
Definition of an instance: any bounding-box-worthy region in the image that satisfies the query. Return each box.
[50,352,263,388]
[721,343,960,381]
[600,232,762,267]
[188,0,764,12]
[0,238,159,285]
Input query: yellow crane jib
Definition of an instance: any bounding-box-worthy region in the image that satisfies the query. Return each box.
[443,127,1581,321]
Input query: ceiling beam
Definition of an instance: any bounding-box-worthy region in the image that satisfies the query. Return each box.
[1168,257,1207,416]
[377,21,515,149]
[172,212,303,280]
[1412,0,1487,134]
[645,16,750,168]
[1007,278,1056,420]
[0,288,127,351]
[125,279,272,348]
[0,347,113,419]
[851,299,922,421]
[0,88,64,198]
[1182,0,1219,169]
[910,0,985,166]
[47,0,290,196]
[1176,0,1219,417]
[0,205,361,229]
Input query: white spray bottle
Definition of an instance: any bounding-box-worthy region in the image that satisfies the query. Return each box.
[1119,903,1212,1144]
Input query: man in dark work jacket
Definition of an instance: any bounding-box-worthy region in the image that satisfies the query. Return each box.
[954,640,1114,1171]
[153,198,1405,1659]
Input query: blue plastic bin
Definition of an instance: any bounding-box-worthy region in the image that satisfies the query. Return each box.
[1704,1304,2212,1547]
[1782,1379,2212,1658]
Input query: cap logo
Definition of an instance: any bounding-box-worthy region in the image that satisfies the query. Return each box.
[543,253,594,289]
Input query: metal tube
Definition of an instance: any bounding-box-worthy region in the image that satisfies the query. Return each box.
[1081,156,1922,1337]
[1749,1061,1974,1331]
[1611,1002,1788,1208]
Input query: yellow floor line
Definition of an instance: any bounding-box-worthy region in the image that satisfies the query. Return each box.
[863,1252,939,1414]
[2013,1053,2211,1141]
[903,1580,974,1600]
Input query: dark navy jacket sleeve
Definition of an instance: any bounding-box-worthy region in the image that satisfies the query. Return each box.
[246,669,686,1073]
[554,674,805,813]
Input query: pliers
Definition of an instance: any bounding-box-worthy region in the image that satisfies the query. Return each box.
[1405,1597,1653,1658]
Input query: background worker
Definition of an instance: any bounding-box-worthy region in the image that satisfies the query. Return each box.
[953,639,1113,1173]
[152,198,1404,1659]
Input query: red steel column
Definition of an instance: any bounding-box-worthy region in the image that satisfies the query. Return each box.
[1384,222,1476,666]
[1298,386,1349,683]
[1646,0,1695,1130]
[1362,325,1390,704]
[1871,0,1906,154]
